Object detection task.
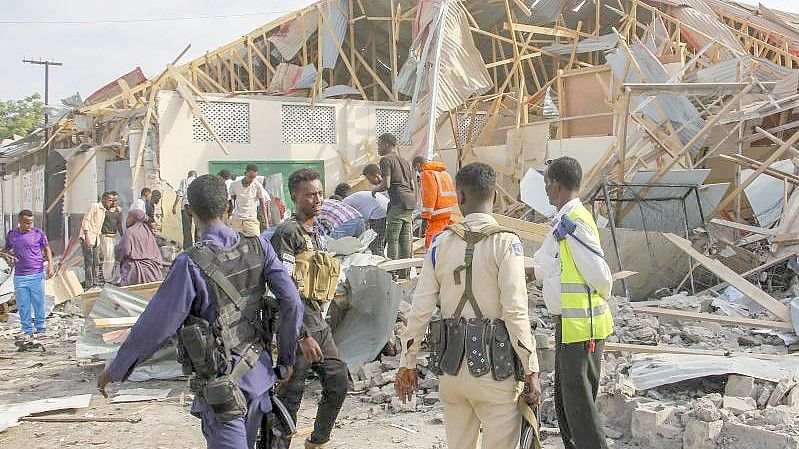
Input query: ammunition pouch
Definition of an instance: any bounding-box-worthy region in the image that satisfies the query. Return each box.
[427,319,446,376]
[489,319,523,381]
[203,376,248,422]
[293,250,340,303]
[176,316,227,377]
[180,235,271,423]
[428,317,522,380]
[426,222,524,381]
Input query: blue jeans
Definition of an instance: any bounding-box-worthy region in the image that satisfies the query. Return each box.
[331,218,365,239]
[14,272,46,335]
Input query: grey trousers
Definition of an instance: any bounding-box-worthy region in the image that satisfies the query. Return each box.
[554,317,608,449]
[276,326,349,445]
[81,241,99,287]
[181,207,194,250]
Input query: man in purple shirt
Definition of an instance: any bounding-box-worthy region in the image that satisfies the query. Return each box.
[1,210,54,337]
[98,175,303,449]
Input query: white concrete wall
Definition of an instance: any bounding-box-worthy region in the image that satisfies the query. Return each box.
[156,91,422,192]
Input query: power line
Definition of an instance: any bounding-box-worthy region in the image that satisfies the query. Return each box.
[0,10,296,25]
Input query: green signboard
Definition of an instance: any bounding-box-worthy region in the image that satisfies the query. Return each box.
[208,160,325,211]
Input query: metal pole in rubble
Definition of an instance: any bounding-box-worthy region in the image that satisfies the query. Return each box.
[423,0,449,161]
[22,58,63,236]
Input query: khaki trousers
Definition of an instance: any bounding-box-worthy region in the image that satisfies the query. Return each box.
[229,217,261,237]
[439,364,523,449]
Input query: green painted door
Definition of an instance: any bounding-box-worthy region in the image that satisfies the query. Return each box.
[208,160,325,211]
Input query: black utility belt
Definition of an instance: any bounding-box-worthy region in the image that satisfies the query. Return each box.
[428,317,523,381]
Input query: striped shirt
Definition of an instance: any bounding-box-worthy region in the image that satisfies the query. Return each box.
[319,199,362,229]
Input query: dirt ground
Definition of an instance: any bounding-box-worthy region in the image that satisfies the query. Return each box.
[0,318,581,449]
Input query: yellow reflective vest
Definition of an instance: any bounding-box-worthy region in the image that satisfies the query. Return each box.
[558,205,614,344]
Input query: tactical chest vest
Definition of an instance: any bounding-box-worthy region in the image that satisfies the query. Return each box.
[292,230,340,303]
[177,234,269,422]
[427,222,523,381]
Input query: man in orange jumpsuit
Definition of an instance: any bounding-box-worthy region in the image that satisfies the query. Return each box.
[413,156,457,248]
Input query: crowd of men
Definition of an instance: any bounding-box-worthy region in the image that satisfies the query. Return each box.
[0,129,613,449]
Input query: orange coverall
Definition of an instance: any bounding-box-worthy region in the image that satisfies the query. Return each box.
[420,161,457,248]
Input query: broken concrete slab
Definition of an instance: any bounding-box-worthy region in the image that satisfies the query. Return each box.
[683,419,722,449]
[720,422,799,449]
[768,377,797,407]
[722,396,757,414]
[725,375,757,398]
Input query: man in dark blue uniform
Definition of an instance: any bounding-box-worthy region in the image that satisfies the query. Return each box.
[98,174,303,449]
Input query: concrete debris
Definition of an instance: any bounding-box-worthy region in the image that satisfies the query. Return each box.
[723,396,757,414]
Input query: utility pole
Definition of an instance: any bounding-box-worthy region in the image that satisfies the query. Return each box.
[22,58,62,240]
[22,58,63,129]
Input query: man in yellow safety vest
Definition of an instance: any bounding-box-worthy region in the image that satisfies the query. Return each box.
[532,156,614,449]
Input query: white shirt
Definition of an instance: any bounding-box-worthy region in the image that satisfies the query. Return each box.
[532,198,613,315]
[342,191,389,220]
[176,176,196,208]
[225,179,234,200]
[229,179,271,220]
[129,198,146,213]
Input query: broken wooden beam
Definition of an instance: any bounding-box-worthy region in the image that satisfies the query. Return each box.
[93,317,139,329]
[710,219,779,236]
[663,233,792,322]
[632,306,795,332]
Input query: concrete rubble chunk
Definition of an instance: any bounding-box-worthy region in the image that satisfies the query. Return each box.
[786,386,799,410]
[760,385,775,407]
[683,419,723,449]
[764,405,795,427]
[390,396,417,413]
[721,422,799,449]
[725,375,756,399]
[423,392,440,405]
[694,399,723,422]
[631,404,674,445]
[723,396,757,414]
[768,377,797,407]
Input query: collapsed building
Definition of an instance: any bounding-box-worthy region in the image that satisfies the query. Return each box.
[1,0,799,447]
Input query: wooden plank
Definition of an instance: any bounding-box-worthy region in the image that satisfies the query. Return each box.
[378,258,424,272]
[663,233,792,322]
[506,22,579,38]
[94,317,139,328]
[710,127,799,219]
[491,214,549,243]
[633,306,795,331]
[710,218,779,236]
[613,270,638,281]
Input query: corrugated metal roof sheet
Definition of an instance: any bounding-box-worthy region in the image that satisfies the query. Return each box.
[322,0,348,69]
[541,33,619,55]
[529,0,573,25]
[606,41,706,153]
[687,55,799,84]
[0,129,44,162]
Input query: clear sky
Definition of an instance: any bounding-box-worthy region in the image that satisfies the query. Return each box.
[1,0,798,103]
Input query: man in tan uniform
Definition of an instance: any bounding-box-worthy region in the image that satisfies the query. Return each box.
[396,162,541,449]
